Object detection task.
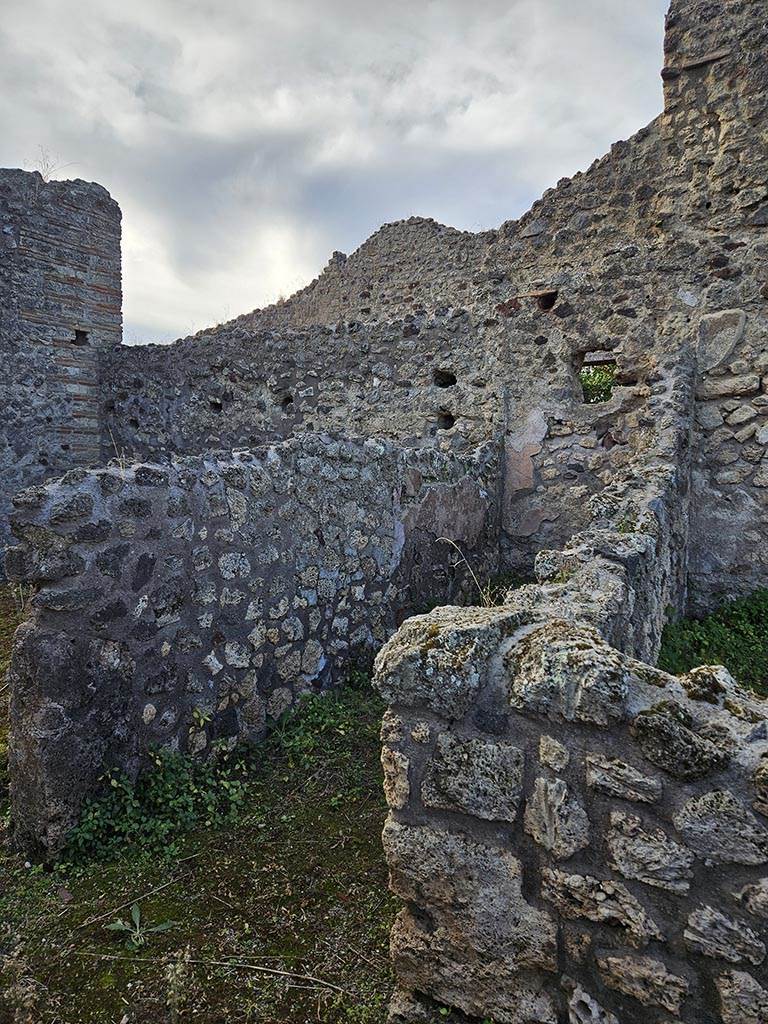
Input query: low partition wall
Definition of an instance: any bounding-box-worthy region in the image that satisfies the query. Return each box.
[6,433,501,857]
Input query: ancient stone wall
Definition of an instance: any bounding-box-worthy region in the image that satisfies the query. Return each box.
[372,7,768,1012]
[0,169,122,567]
[2,0,766,886]
[6,435,501,855]
[182,0,768,608]
[376,610,768,1024]
[372,319,768,1023]
[198,219,491,336]
[100,312,506,457]
[651,0,768,612]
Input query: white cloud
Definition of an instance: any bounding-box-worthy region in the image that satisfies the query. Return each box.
[0,0,670,341]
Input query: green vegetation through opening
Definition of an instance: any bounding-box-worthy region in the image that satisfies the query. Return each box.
[579,360,616,404]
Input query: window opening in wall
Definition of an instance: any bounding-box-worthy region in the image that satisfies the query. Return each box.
[73,329,89,345]
[579,356,617,404]
[433,368,457,388]
[536,290,559,312]
[437,410,456,431]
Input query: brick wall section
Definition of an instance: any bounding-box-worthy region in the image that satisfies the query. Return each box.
[6,435,501,856]
[0,169,121,565]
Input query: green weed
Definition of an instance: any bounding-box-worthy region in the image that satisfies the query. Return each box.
[659,589,768,695]
[64,746,249,863]
[106,902,177,948]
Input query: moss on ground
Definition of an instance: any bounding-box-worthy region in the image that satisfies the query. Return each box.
[659,588,768,696]
[0,585,395,1024]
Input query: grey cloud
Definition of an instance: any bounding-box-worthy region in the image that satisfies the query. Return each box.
[1,0,670,340]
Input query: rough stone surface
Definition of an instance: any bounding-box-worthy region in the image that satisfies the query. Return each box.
[607,811,694,893]
[596,954,689,1014]
[716,970,768,1024]
[7,439,501,854]
[684,905,766,966]
[0,171,122,561]
[567,987,618,1024]
[673,791,768,866]
[539,735,569,771]
[524,778,590,860]
[383,818,558,1024]
[421,733,524,823]
[376,588,768,1023]
[737,879,768,920]
[541,869,663,947]
[585,754,662,804]
[2,0,768,1021]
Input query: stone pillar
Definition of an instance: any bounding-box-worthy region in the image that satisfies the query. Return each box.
[0,168,122,566]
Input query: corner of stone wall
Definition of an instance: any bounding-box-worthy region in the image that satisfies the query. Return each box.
[374,605,768,1023]
[4,435,503,857]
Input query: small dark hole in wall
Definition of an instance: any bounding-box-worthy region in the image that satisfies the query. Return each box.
[437,411,456,431]
[128,417,139,429]
[579,357,617,404]
[433,368,457,388]
[281,394,294,412]
[537,291,559,312]
[209,397,223,412]
[73,329,89,345]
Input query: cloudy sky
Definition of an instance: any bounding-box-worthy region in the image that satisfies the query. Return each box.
[2,0,669,343]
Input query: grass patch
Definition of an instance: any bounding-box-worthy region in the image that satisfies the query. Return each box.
[659,588,768,695]
[0,586,395,1023]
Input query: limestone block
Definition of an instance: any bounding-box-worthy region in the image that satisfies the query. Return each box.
[630,701,730,780]
[422,732,524,822]
[727,404,757,426]
[507,622,628,726]
[737,878,768,919]
[524,777,590,859]
[697,403,725,430]
[541,868,663,946]
[684,905,766,965]
[716,970,768,1024]
[696,374,761,400]
[698,309,746,371]
[585,754,662,803]
[567,986,618,1024]
[674,791,768,865]
[374,606,528,720]
[382,747,410,810]
[607,811,694,892]
[539,734,570,771]
[384,819,558,1023]
[596,954,689,1013]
